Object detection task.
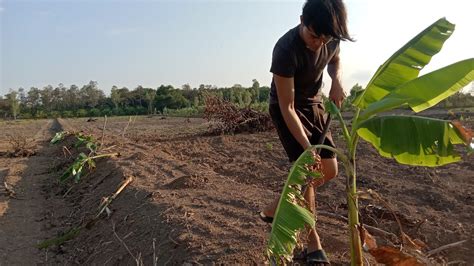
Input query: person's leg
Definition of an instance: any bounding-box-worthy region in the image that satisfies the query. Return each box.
[305,158,337,254]
[305,183,322,252]
[262,157,338,218]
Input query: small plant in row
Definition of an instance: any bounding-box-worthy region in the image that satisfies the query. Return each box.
[51,131,119,183]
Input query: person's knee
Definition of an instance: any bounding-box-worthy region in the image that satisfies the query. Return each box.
[323,167,337,181]
[322,158,338,181]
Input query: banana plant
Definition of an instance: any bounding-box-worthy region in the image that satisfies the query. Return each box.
[74,132,97,152]
[267,17,473,265]
[51,131,118,183]
[59,152,118,183]
[51,131,70,144]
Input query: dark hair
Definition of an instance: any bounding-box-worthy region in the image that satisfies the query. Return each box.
[302,0,354,41]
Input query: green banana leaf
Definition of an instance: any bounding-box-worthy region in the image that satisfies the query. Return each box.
[50,131,69,144]
[357,116,469,166]
[359,58,474,120]
[354,18,455,109]
[60,153,88,182]
[75,133,96,148]
[267,149,321,262]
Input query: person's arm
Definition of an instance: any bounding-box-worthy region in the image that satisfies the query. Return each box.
[327,53,345,108]
[274,74,311,150]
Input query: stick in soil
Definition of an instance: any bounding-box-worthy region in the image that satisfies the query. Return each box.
[318,210,398,241]
[62,146,73,158]
[112,221,139,264]
[99,115,108,151]
[446,260,467,265]
[153,238,158,266]
[95,176,134,219]
[39,176,134,249]
[426,240,468,257]
[360,189,406,247]
[122,116,132,138]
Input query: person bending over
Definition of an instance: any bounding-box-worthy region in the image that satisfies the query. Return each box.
[260,0,353,264]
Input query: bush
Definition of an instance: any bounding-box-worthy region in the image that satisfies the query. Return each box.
[135,106,147,115]
[50,111,61,118]
[62,110,75,118]
[88,108,101,117]
[20,113,33,119]
[113,108,124,116]
[249,102,269,113]
[124,106,137,115]
[76,109,88,117]
[34,110,47,119]
[101,108,113,116]
[162,107,202,117]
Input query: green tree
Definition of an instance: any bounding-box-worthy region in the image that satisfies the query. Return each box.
[192,96,200,107]
[144,88,156,114]
[17,87,27,108]
[182,83,191,90]
[341,83,364,111]
[252,79,261,103]
[52,83,66,111]
[6,90,20,119]
[0,97,9,118]
[64,85,80,111]
[258,86,270,103]
[110,85,120,109]
[242,90,252,106]
[27,87,41,116]
[155,85,189,111]
[80,81,104,108]
[40,85,54,112]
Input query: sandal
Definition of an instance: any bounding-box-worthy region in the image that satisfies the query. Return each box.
[293,248,307,261]
[306,249,330,265]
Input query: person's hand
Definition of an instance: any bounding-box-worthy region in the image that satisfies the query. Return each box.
[306,150,325,187]
[329,81,346,108]
[310,150,323,172]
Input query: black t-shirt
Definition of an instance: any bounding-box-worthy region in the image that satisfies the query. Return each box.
[269,25,340,105]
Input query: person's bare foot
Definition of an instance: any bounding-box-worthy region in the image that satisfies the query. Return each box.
[258,211,273,223]
[261,197,279,218]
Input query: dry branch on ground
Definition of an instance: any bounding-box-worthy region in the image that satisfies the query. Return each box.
[5,134,36,157]
[204,95,273,134]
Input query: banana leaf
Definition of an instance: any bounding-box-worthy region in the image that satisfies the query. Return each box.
[267,148,321,262]
[354,18,455,109]
[60,153,88,182]
[357,116,470,166]
[86,141,97,153]
[50,131,69,144]
[75,133,95,148]
[359,59,474,120]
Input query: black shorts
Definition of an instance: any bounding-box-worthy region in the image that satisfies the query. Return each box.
[269,103,336,162]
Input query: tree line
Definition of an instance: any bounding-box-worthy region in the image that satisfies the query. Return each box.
[0,79,270,119]
[1,80,473,120]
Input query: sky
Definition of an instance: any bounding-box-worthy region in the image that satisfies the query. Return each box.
[1,0,473,96]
